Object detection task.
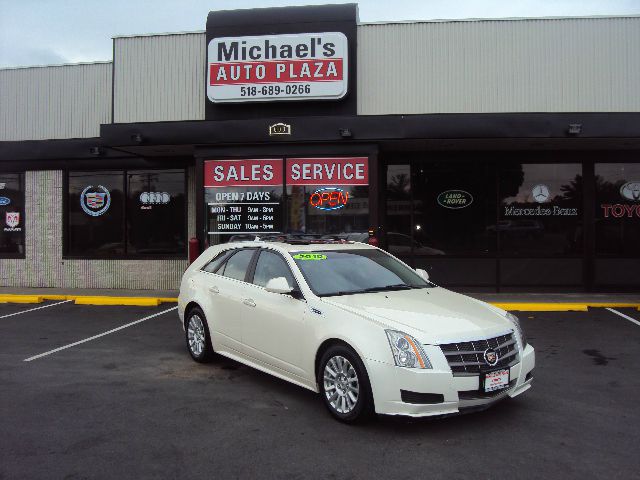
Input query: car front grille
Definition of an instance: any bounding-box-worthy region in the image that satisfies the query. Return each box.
[439,332,519,376]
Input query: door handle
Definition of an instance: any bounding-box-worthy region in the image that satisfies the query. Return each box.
[209,286,219,294]
[243,298,256,308]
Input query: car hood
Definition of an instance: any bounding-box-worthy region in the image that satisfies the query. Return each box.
[321,287,513,344]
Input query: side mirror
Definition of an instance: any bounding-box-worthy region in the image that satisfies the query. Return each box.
[265,277,294,294]
[415,268,429,282]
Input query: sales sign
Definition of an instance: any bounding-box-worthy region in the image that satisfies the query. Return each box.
[207,32,348,103]
[204,159,283,188]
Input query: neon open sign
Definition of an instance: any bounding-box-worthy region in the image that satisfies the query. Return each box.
[309,187,349,211]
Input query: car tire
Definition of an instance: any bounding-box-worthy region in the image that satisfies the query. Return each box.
[185,307,214,363]
[318,344,374,423]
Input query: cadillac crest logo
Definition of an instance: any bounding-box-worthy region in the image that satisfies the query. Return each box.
[80,185,111,216]
[483,348,499,367]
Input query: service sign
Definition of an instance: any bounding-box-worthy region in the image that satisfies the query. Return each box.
[286,157,368,186]
[207,32,348,103]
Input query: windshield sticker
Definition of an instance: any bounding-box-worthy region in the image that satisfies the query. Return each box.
[293,253,327,261]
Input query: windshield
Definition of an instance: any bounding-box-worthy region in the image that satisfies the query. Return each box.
[290,249,433,297]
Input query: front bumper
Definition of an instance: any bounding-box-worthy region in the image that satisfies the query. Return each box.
[367,343,535,417]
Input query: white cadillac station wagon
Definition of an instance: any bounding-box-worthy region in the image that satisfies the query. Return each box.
[178,240,535,423]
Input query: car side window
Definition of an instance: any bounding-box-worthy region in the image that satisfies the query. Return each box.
[252,250,297,289]
[201,250,231,273]
[220,249,255,282]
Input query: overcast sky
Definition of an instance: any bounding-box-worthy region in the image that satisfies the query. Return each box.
[1,0,639,68]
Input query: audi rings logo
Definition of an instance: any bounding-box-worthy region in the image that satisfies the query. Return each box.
[483,348,499,366]
[80,185,111,216]
[139,192,171,205]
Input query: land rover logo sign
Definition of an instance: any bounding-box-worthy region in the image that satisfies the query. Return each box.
[207,32,348,103]
[437,190,474,209]
[620,182,640,201]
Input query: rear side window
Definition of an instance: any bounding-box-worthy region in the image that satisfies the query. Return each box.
[201,250,231,273]
[220,249,255,281]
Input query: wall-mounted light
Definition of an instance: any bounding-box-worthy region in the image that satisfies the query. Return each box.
[567,123,582,135]
[339,128,352,138]
[131,133,144,144]
[89,146,103,156]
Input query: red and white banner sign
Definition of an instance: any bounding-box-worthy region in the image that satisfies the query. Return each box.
[205,157,368,187]
[204,159,283,188]
[207,32,348,103]
[286,157,368,186]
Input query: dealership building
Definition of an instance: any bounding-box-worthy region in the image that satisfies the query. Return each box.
[1,4,639,291]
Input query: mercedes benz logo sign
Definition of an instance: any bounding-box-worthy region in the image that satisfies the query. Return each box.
[532,184,550,203]
[483,348,499,366]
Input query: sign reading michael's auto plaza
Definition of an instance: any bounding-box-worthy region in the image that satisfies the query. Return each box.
[207,32,348,103]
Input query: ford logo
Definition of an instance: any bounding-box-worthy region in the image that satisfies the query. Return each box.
[437,190,473,209]
[0,197,10,206]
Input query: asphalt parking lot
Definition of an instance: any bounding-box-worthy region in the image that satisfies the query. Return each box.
[1,301,639,480]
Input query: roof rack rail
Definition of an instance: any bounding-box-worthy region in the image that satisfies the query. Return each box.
[229,234,354,245]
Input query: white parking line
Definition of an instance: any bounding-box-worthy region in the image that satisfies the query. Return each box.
[0,300,73,319]
[606,308,640,327]
[23,306,178,362]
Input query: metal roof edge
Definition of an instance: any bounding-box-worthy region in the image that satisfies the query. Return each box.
[0,61,112,72]
[358,13,640,26]
[112,30,205,40]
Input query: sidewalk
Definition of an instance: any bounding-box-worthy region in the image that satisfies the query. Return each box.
[0,287,638,310]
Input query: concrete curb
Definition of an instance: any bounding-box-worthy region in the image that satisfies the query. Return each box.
[0,294,179,307]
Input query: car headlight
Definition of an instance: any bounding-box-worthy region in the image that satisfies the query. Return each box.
[385,330,432,369]
[506,312,527,347]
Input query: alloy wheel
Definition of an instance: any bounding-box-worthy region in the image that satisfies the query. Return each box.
[323,355,360,414]
[187,314,206,357]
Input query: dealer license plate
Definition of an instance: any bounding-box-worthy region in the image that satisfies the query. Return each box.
[483,369,510,393]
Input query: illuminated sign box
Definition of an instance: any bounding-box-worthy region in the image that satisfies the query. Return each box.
[207,32,348,103]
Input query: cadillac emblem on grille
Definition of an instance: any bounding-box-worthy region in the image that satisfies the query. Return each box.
[483,348,499,366]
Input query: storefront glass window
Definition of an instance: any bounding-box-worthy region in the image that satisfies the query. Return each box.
[67,169,186,257]
[0,172,25,256]
[412,161,494,257]
[285,157,369,240]
[67,171,125,256]
[498,164,583,256]
[286,184,369,238]
[205,157,369,244]
[594,163,640,256]
[204,159,285,245]
[385,164,412,259]
[127,170,186,255]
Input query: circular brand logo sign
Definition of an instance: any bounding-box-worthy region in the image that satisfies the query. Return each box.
[620,182,640,202]
[437,190,473,209]
[483,348,499,366]
[139,192,171,205]
[0,197,10,206]
[532,184,550,203]
[80,185,111,216]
